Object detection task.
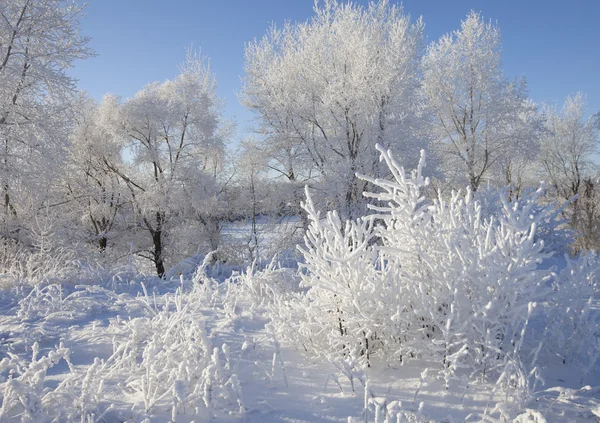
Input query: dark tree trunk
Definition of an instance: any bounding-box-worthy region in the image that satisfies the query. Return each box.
[99,236,107,251]
[151,211,166,278]
[152,229,165,278]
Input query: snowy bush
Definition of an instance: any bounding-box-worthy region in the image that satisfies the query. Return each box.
[106,286,243,419]
[1,283,245,422]
[269,147,560,387]
[281,190,397,366]
[0,343,97,422]
[547,251,600,374]
[0,239,78,289]
[227,258,301,315]
[0,236,147,291]
[474,185,574,255]
[17,284,123,321]
[367,149,555,379]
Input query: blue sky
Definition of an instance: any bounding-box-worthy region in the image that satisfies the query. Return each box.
[69,0,600,141]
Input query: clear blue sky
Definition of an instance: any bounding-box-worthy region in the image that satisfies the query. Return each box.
[69,0,600,141]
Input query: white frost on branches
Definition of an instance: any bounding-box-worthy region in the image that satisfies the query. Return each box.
[269,146,562,386]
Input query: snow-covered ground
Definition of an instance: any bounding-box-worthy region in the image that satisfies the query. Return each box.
[0,260,597,422]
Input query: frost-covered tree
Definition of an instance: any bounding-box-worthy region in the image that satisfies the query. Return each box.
[537,93,599,249]
[109,52,227,277]
[538,93,598,203]
[62,94,129,253]
[236,139,270,263]
[422,11,538,191]
[242,0,424,218]
[0,0,92,242]
[180,170,231,254]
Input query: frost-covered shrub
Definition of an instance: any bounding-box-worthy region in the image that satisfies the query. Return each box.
[270,147,558,383]
[365,150,553,377]
[547,251,600,373]
[1,281,245,422]
[164,251,231,281]
[227,258,301,315]
[0,239,79,289]
[0,235,147,290]
[0,343,89,422]
[474,185,574,254]
[17,284,123,321]
[282,191,399,365]
[106,287,243,419]
[78,258,149,291]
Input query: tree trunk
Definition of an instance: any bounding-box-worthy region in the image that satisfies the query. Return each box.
[248,174,259,262]
[99,236,107,251]
[152,229,165,278]
[207,217,221,251]
[151,211,166,278]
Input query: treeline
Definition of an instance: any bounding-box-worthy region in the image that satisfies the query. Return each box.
[0,0,598,278]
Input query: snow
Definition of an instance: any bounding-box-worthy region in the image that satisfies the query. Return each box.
[0,265,596,422]
[0,150,599,422]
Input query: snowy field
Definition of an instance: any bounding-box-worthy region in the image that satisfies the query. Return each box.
[0,261,598,422]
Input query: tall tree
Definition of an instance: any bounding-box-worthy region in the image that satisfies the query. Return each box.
[242,0,424,218]
[237,138,269,262]
[0,0,92,242]
[422,11,538,191]
[113,52,227,277]
[537,93,599,234]
[63,94,129,253]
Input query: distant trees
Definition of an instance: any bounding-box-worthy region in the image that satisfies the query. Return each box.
[538,93,598,203]
[237,139,269,262]
[536,93,599,249]
[64,94,128,252]
[242,0,424,218]
[59,52,229,277]
[422,11,539,192]
[239,3,600,253]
